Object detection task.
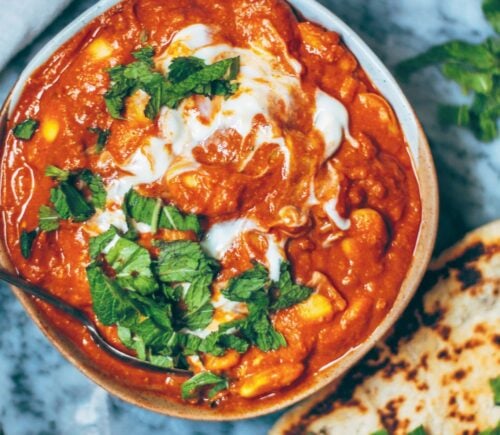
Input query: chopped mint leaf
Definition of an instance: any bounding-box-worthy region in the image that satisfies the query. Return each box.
[490,376,500,405]
[45,165,70,182]
[89,227,118,259]
[123,189,162,230]
[168,56,206,83]
[13,118,39,140]
[20,229,38,259]
[105,237,159,295]
[57,182,95,222]
[181,371,228,400]
[483,0,500,33]
[222,262,270,306]
[77,170,107,210]
[271,262,312,311]
[159,205,202,235]
[38,205,60,232]
[86,264,135,325]
[408,425,427,435]
[88,127,110,152]
[50,186,71,219]
[156,240,219,283]
[241,304,286,352]
[132,46,155,65]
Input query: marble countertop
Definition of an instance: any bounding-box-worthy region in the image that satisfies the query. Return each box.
[0,0,498,434]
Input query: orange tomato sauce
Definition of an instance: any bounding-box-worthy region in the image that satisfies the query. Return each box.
[0,0,421,412]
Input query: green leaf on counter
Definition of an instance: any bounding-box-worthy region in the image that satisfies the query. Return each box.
[490,376,500,405]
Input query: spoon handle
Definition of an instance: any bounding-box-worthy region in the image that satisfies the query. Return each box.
[0,269,192,376]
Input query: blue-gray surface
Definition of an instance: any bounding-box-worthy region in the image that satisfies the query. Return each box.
[0,0,498,434]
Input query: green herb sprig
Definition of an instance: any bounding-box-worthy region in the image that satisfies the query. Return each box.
[396,0,500,142]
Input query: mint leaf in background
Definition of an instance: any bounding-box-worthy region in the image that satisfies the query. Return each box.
[77,170,107,210]
[483,0,500,33]
[181,371,228,400]
[13,118,39,140]
[38,205,60,232]
[45,165,70,182]
[271,262,312,311]
[20,229,38,259]
[396,0,499,142]
[89,227,118,259]
[105,237,159,295]
[156,240,219,283]
[490,376,500,405]
[88,127,110,152]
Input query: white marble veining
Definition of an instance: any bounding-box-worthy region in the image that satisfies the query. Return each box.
[0,0,498,434]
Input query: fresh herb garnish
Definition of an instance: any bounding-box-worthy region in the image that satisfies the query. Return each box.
[123,189,201,235]
[45,165,70,182]
[104,46,240,120]
[181,371,228,400]
[271,262,313,310]
[156,240,219,283]
[77,169,107,210]
[408,426,427,435]
[38,205,60,232]
[12,118,39,140]
[52,182,95,222]
[479,421,500,435]
[20,229,38,259]
[370,430,389,435]
[88,127,111,152]
[396,0,500,142]
[490,376,500,405]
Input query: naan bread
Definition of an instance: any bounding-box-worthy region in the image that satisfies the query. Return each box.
[272,220,500,435]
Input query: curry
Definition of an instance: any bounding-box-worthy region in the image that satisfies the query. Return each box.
[0,0,421,412]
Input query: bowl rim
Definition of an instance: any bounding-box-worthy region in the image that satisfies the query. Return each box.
[0,0,439,421]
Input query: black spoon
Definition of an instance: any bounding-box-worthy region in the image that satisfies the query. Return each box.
[0,269,192,376]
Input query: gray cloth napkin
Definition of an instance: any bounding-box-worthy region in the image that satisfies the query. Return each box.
[0,0,73,71]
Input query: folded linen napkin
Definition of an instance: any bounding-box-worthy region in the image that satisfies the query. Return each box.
[0,0,74,71]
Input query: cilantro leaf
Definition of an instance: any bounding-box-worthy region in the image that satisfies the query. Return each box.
[89,227,118,259]
[45,165,69,182]
[490,376,500,405]
[77,170,107,210]
[156,240,219,283]
[13,118,39,140]
[105,237,159,295]
[88,127,111,152]
[38,205,60,232]
[181,371,228,400]
[271,262,312,311]
[20,229,38,259]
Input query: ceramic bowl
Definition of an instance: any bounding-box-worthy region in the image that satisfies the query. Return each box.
[0,0,439,420]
